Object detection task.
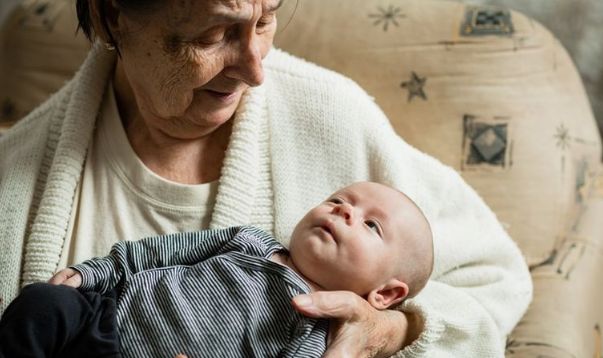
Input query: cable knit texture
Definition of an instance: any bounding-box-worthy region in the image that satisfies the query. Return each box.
[0,42,532,356]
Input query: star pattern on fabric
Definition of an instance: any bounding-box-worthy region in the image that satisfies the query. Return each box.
[400,72,427,102]
[34,3,49,15]
[18,1,64,31]
[554,123,570,150]
[368,5,405,32]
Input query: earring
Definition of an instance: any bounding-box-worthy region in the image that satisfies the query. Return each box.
[104,42,116,51]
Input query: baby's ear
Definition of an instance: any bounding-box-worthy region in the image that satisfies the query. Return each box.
[367,279,409,310]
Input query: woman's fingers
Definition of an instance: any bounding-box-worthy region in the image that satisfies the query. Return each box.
[292,291,408,358]
[292,291,362,319]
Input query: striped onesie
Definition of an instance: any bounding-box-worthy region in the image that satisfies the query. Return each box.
[72,226,328,358]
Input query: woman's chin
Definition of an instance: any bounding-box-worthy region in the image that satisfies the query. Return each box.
[189,92,241,123]
[178,105,236,133]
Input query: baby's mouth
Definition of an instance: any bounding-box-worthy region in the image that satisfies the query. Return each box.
[319,221,337,242]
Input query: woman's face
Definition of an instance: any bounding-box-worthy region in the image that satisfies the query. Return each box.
[113,0,280,137]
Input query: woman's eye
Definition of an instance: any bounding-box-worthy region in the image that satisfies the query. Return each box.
[365,220,381,235]
[198,28,225,44]
[328,198,343,204]
[257,14,275,28]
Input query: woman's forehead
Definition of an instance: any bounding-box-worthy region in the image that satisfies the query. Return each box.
[160,0,281,27]
[209,0,280,10]
[164,0,281,16]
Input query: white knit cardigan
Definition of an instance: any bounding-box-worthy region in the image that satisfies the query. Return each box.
[0,42,532,357]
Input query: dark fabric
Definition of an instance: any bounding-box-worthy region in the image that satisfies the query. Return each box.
[0,283,120,358]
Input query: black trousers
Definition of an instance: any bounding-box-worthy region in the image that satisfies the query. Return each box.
[0,283,120,358]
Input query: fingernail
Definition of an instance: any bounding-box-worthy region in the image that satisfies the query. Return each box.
[293,295,313,307]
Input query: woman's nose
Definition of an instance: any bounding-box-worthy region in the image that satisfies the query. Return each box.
[227,35,265,87]
[333,203,355,225]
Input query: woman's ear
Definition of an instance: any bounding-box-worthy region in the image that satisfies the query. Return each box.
[367,279,409,310]
[89,0,121,45]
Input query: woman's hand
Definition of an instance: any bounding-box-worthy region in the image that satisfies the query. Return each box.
[292,291,420,358]
[48,268,82,288]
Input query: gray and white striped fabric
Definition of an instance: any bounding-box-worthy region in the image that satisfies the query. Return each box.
[72,226,328,358]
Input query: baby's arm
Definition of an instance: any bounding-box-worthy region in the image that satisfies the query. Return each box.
[49,226,245,294]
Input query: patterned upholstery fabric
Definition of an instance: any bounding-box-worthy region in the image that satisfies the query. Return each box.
[274,0,603,356]
[1,0,602,356]
[0,0,89,133]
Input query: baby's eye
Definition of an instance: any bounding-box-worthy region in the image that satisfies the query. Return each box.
[365,220,381,236]
[328,197,343,204]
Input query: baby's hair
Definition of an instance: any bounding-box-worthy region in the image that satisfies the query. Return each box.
[390,187,434,300]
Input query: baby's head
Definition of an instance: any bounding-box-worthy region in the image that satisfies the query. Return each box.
[289,182,433,309]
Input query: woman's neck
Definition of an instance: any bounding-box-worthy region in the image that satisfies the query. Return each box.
[125,117,232,184]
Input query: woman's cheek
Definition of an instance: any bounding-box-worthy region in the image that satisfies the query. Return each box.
[185,43,226,76]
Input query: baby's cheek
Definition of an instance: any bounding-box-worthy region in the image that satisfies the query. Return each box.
[345,249,372,269]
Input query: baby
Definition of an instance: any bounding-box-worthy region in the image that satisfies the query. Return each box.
[0,182,434,358]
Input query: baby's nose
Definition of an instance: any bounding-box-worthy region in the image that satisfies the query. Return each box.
[333,203,354,224]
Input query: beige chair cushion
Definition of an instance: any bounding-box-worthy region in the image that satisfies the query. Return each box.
[0,0,90,133]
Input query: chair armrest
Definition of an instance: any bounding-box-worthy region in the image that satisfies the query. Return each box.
[507,170,603,357]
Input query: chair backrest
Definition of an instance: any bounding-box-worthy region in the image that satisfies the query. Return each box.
[274,1,603,356]
[274,0,601,267]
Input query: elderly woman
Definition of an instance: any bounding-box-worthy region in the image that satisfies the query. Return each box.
[0,0,532,357]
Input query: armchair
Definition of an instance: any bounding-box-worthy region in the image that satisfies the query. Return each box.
[1,0,602,356]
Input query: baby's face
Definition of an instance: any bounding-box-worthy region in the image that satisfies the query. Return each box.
[289,182,418,296]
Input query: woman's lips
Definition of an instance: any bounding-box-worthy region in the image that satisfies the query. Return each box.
[205,89,237,103]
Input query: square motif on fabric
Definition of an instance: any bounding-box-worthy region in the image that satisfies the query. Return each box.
[461,6,514,37]
[462,114,512,171]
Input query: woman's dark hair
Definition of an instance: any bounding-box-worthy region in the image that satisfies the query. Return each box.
[75,0,160,44]
[76,0,296,45]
